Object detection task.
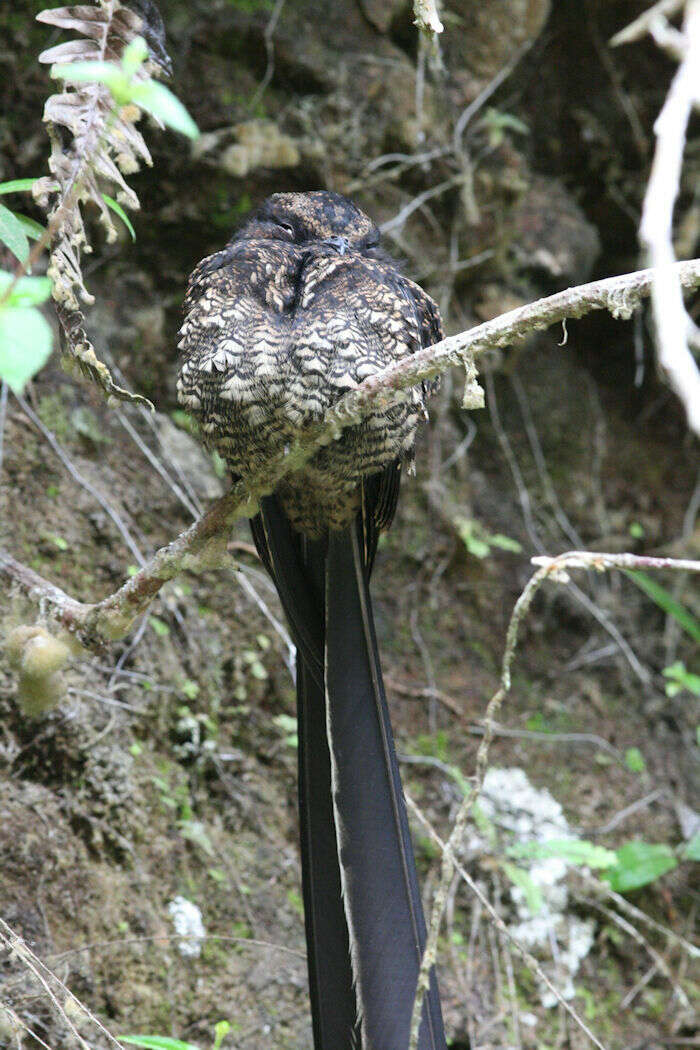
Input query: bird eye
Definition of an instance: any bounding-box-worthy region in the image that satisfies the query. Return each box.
[364,231,380,249]
[275,220,296,238]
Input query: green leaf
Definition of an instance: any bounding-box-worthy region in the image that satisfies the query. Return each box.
[0,203,30,263]
[182,679,200,700]
[179,819,215,857]
[149,616,170,636]
[0,306,52,393]
[502,862,543,913]
[45,533,68,551]
[129,80,200,139]
[0,270,51,306]
[212,1021,231,1050]
[50,60,131,103]
[488,533,523,553]
[121,1038,200,1050]
[14,214,46,241]
[101,194,136,241]
[624,747,646,774]
[625,570,700,643]
[272,713,298,748]
[604,841,677,893]
[663,661,700,698]
[121,36,148,76]
[0,178,41,195]
[454,516,521,559]
[680,833,700,862]
[508,838,618,870]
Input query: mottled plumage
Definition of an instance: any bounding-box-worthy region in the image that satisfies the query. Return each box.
[177,191,442,535]
[178,192,447,1050]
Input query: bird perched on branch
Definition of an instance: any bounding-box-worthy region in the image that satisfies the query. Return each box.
[178,190,447,1050]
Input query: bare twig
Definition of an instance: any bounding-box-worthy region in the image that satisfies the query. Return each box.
[486,369,651,682]
[406,795,610,1050]
[574,870,700,960]
[407,548,700,1050]
[15,394,145,566]
[586,788,666,836]
[0,917,126,1050]
[3,262,700,647]
[611,0,685,48]
[249,0,286,111]
[575,895,690,1008]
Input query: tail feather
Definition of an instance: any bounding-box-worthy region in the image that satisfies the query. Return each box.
[297,535,361,1048]
[325,523,446,1050]
[251,495,446,1050]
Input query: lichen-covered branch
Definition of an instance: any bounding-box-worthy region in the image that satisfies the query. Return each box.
[407,549,700,1050]
[3,260,700,649]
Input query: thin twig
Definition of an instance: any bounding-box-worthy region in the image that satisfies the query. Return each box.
[486,369,650,682]
[575,895,690,1007]
[0,917,126,1050]
[249,0,286,111]
[574,870,700,960]
[117,411,200,520]
[406,795,610,1050]
[586,788,666,836]
[15,393,145,566]
[611,0,685,47]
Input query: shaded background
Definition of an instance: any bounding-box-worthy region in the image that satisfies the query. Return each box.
[0,1,698,1047]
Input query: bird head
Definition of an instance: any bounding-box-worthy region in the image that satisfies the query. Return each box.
[235,191,380,254]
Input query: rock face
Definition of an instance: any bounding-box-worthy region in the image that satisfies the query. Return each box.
[511,176,601,285]
[446,0,551,81]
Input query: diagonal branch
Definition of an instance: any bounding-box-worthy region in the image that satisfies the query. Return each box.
[2,259,700,648]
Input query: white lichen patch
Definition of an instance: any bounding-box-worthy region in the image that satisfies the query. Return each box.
[167,896,206,958]
[476,767,596,1008]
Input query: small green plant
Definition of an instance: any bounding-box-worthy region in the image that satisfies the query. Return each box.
[273,713,298,747]
[663,661,700,697]
[603,841,678,893]
[508,838,618,870]
[453,516,522,559]
[625,570,700,642]
[624,747,646,773]
[123,1037,200,1050]
[505,834,697,898]
[479,107,530,147]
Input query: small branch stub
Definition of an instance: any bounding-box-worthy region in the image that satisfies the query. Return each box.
[414,0,444,35]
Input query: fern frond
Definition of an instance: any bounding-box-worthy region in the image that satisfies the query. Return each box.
[34,0,170,406]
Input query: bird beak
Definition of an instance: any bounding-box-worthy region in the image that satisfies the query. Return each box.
[324,236,349,256]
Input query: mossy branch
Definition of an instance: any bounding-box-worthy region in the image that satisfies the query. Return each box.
[2,258,700,649]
